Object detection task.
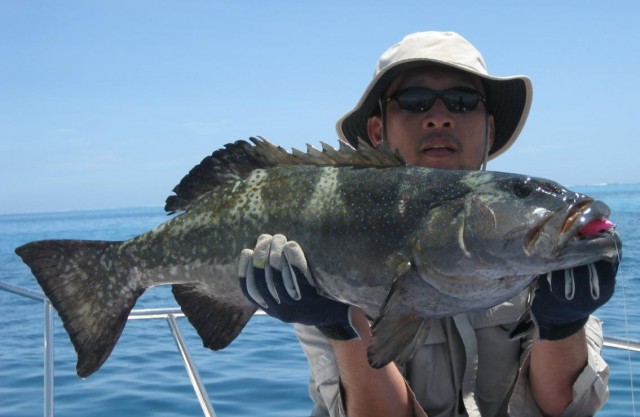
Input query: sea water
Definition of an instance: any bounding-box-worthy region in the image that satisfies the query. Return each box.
[0,183,638,416]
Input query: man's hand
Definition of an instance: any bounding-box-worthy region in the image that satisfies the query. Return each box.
[238,234,359,340]
[531,259,619,340]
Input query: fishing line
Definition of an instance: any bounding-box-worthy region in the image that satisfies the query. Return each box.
[614,237,636,416]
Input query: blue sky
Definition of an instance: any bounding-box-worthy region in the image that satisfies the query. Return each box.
[1,1,638,214]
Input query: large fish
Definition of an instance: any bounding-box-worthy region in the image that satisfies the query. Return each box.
[15,138,621,377]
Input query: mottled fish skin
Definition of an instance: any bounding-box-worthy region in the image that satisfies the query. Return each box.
[15,137,621,377]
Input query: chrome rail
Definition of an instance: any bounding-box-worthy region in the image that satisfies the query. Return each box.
[604,336,640,353]
[0,282,56,417]
[0,281,219,417]
[0,280,637,417]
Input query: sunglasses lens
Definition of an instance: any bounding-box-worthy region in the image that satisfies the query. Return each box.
[393,88,437,112]
[441,88,482,112]
[391,87,483,113]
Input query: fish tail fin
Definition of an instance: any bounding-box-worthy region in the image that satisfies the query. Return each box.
[172,283,256,350]
[15,239,145,378]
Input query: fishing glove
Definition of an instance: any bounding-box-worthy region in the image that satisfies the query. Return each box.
[238,234,360,340]
[531,259,619,340]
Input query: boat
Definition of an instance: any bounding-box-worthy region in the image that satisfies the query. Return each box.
[1,280,637,417]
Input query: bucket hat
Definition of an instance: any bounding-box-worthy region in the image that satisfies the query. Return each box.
[336,31,533,160]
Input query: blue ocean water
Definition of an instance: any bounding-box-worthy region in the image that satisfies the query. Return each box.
[0,183,638,417]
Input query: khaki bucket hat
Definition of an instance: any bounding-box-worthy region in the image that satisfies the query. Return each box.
[336,31,533,160]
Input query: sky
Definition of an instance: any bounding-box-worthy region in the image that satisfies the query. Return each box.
[1,1,638,214]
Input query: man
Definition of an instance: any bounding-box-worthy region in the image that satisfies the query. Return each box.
[239,32,618,416]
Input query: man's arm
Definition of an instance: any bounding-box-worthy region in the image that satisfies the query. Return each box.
[529,328,588,417]
[330,307,414,417]
[239,234,418,416]
[527,260,618,416]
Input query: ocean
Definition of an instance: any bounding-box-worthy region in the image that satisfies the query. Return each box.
[0,183,638,417]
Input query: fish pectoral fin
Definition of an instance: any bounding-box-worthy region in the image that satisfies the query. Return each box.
[172,284,256,350]
[367,315,431,369]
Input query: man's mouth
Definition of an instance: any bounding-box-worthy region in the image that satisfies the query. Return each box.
[422,145,456,157]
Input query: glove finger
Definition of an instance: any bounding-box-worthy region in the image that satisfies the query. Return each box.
[252,234,273,269]
[253,261,285,308]
[282,240,313,286]
[282,240,315,300]
[569,263,607,301]
[251,233,282,304]
[264,260,280,304]
[594,259,619,281]
[248,234,283,308]
[279,259,300,301]
[238,248,253,279]
[260,234,288,304]
[593,260,617,302]
[564,268,575,299]
[268,234,288,271]
[269,265,297,305]
[240,249,268,309]
[547,269,575,299]
[540,270,555,295]
[587,263,600,299]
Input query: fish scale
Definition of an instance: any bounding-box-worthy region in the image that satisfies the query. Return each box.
[15,137,621,378]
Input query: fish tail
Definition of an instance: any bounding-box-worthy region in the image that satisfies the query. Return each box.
[15,239,145,378]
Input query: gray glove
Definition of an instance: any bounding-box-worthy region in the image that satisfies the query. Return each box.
[238,234,360,340]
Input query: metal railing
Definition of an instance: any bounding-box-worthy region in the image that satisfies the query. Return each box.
[0,281,234,417]
[1,280,638,417]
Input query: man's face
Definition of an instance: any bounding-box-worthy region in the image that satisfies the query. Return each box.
[367,66,495,170]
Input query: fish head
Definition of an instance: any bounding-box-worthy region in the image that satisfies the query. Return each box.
[408,171,621,302]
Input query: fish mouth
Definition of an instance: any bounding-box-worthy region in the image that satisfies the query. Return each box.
[525,199,619,261]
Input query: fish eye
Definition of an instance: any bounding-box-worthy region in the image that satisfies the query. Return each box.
[513,179,533,198]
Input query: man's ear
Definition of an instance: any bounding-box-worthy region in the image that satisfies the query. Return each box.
[367,116,383,147]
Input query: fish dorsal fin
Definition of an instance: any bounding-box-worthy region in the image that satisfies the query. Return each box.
[164,136,404,213]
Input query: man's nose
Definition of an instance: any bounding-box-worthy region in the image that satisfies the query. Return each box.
[422,98,454,129]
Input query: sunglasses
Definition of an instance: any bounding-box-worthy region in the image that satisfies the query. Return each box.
[385,86,485,113]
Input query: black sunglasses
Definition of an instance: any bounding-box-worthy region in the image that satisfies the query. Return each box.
[385,86,485,113]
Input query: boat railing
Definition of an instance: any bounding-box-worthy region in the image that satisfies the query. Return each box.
[1,280,638,417]
[0,281,231,417]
